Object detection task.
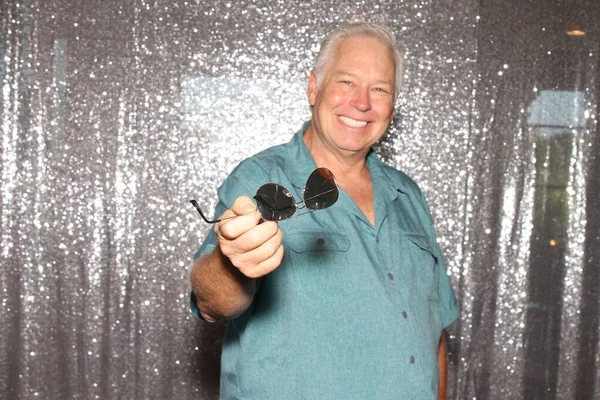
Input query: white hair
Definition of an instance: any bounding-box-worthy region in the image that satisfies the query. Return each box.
[312,22,405,99]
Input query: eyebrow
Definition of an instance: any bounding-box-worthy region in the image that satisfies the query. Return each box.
[333,70,394,87]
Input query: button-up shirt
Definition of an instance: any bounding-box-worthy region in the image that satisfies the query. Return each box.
[192,122,459,399]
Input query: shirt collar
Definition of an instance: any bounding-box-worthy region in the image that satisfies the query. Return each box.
[284,122,409,199]
[366,148,410,201]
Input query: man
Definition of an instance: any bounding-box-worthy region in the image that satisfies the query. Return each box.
[190,22,459,399]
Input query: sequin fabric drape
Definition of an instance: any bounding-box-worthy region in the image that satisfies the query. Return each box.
[1,0,599,399]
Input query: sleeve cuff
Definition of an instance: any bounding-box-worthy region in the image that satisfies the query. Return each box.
[189,291,205,320]
[441,300,460,329]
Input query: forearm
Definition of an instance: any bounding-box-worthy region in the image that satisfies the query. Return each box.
[190,246,256,322]
[438,332,448,400]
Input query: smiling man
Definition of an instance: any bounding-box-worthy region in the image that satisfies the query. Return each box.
[190,22,459,399]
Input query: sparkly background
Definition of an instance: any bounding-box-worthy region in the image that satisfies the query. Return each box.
[1,0,599,399]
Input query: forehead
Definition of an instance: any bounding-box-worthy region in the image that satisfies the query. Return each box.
[327,36,395,80]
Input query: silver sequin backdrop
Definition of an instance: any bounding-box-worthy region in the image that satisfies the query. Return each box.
[1,0,599,399]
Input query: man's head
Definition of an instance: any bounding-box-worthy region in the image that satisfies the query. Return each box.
[304,22,401,159]
[313,22,404,100]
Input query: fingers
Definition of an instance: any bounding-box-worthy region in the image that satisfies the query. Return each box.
[225,226,284,278]
[215,196,285,278]
[246,242,284,278]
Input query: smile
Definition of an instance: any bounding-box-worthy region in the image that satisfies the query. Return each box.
[339,115,368,128]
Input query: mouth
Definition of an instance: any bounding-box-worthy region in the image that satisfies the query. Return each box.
[339,115,368,128]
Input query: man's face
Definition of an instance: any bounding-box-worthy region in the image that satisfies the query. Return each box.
[307,35,396,157]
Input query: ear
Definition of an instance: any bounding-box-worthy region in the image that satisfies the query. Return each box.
[385,107,396,128]
[307,72,318,107]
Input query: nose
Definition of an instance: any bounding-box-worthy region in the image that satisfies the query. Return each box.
[349,87,371,112]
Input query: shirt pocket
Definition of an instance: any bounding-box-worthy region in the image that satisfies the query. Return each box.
[402,233,439,301]
[285,230,350,253]
[284,230,350,269]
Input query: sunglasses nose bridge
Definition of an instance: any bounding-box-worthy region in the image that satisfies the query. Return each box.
[252,168,339,221]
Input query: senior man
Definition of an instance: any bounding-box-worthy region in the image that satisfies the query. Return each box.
[190,21,459,399]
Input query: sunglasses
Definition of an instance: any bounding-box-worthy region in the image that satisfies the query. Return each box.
[190,167,339,223]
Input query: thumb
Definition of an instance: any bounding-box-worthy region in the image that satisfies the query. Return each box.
[231,195,258,216]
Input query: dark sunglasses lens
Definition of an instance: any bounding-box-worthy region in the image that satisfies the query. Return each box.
[303,167,339,210]
[254,183,297,221]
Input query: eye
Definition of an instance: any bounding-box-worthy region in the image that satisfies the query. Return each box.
[373,86,394,96]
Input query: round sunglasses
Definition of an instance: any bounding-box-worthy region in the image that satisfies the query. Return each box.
[190,167,339,223]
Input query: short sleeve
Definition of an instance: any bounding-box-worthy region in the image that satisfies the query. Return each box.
[434,252,460,329]
[189,291,203,319]
[418,190,460,329]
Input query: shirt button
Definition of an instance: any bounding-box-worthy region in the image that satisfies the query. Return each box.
[410,356,415,364]
[401,311,408,319]
[387,273,394,280]
[376,235,380,243]
[317,238,325,245]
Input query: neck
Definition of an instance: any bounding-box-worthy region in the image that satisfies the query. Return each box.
[303,126,371,180]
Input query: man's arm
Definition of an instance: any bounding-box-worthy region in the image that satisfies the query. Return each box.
[190,246,257,322]
[438,332,448,400]
[190,196,284,322]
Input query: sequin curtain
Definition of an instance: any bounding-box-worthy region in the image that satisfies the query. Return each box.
[1,0,599,399]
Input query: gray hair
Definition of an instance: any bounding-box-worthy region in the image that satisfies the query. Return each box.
[312,22,405,99]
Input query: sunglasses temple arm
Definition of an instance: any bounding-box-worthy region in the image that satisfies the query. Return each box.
[189,200,222,224]
[296,187,339,207]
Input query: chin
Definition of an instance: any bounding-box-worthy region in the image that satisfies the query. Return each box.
[335,140,372,153]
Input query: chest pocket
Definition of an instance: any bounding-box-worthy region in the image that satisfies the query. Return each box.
[286,230,350,253]
[402,233,439,301]
[285,230,350,268]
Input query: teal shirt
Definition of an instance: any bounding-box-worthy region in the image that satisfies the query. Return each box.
[192,122,459,399]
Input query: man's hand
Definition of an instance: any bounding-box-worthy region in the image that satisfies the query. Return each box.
[215,196,285,278]
[190,196,285,321]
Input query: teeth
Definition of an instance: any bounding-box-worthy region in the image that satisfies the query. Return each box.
[339,116,367,128]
